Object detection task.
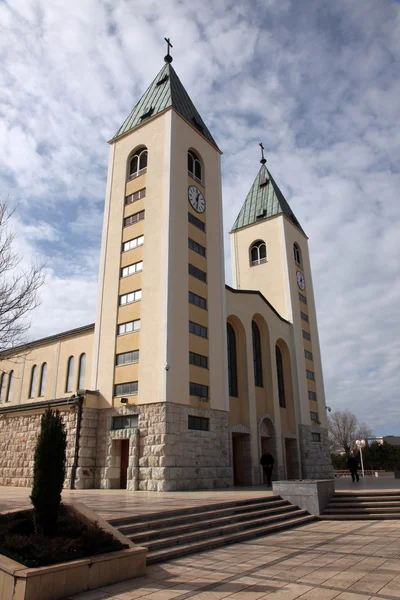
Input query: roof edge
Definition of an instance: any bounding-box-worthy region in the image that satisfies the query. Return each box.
[109,106,222,153]
[0,323,95,358]
[225,284,290,324]
[230,212,308,239]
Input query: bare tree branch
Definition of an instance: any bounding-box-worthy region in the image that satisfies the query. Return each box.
[328,409,373,457]
[0,200,45,372]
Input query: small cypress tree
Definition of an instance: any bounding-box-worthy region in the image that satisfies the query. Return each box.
[30,408,67,535]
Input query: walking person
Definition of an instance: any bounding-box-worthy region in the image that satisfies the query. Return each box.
[347,453,360,482]
[260,451,274,486]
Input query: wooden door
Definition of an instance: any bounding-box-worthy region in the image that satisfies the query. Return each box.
[120,439,129,489]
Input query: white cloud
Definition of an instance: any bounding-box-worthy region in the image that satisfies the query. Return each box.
[0,0,399,434]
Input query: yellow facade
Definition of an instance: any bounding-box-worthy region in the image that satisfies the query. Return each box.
[0,58,332,489]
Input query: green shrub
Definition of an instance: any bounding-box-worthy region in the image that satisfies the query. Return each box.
[30,408,67,535]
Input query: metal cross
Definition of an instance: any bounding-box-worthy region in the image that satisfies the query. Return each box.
[259,142,267,165]
[164,37,173,63]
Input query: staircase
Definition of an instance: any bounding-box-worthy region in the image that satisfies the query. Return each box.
[321,491,400,520]
[109,496,316,564]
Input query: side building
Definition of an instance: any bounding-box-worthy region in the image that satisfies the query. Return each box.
[0,54,332,490]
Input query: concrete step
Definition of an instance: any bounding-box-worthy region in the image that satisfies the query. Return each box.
[118,499,290,535]
[131,508,306,549]
[325,501,400,509]
[324,506,400,514]
[331,492,400,502]
[320,513,400,520]
[129,504,298,543]
[109,495,280,528]
[147,514,316,564]
[322,492,400,520]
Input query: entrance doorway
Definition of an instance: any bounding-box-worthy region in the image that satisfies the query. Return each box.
[120,439,129,489]
[232,433,252,486]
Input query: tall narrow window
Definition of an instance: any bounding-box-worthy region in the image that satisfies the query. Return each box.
[188,150,202,183]
[5,371,13,403]
[250,241,267,266]
[227,323,238,397]
[0,373,5,403]
[294,243,302,266]
[128,147,148,180]
[65,356,74,392]
[29,365,37,398]
[276,346,286,408]
[38,363,47,397]
[78,353,86,389]
[252,321,263,387]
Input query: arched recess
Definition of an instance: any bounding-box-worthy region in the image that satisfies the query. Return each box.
[251,314,274,419]
[258,414,278,483]
[226,315,249,429]
[275,338,296,434]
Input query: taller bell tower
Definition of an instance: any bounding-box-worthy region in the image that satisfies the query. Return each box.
[230,158,333,479]
[91,50,231,490]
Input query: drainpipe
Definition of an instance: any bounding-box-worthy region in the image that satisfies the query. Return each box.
[70,395,84,490]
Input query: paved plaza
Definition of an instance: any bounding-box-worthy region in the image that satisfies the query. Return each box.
[64,518,400,600]
[2,479,400,599]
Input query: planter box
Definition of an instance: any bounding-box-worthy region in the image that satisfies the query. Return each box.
[0,503,147,600]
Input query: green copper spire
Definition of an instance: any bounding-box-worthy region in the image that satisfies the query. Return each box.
[111,63,219,150]
[231,164,306,235]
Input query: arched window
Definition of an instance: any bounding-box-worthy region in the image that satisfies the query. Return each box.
[250,241,267,266]
[5,371,13,403]
[0,373,5,403]
[29,365,37,398]
[65,356,74,393]
[252,321,263,387]
[128,147,148,180]
[188,150,202,183]
[38,363,47,397]
[227,323,238,397]
[78,353,86,390]
[276,346,286,408]
[293,243,302,267]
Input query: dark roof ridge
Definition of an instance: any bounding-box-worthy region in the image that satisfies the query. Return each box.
[0,323,95,358]
[231,164,306,235]
[111,63,220,150]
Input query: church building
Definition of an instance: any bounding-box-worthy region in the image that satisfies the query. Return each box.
[0,49,333,490]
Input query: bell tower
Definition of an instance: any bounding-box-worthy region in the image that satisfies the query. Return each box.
[230,152,333,479]
[91,47,231,490]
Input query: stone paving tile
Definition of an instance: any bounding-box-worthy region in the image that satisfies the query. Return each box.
[333,594,372,600]
[294,589,341,600]
[348,570,398,594]
[378,573,400,597]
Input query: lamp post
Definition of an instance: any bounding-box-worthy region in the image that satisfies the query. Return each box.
[355,439,366,478]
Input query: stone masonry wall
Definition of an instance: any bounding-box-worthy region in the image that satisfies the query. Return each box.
[298,425,334,479]
[74,407,99,490]
[0,409,78,488]
[95,402,233,492]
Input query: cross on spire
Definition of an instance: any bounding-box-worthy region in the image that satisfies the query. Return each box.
[164,37,173,63]
[259,142,267,165]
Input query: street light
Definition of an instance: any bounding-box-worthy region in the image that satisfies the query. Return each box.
[355,439,366,478]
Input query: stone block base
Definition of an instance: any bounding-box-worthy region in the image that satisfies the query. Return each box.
[273,479,335,515]
[298,425,334,479]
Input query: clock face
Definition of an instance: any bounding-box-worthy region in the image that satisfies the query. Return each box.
[296,271,306,290]
[188,185,205,213]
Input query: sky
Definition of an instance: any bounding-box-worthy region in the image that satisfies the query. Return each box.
[0,0,399,434]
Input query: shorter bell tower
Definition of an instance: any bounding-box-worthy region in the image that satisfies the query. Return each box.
[230,151,333,479]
